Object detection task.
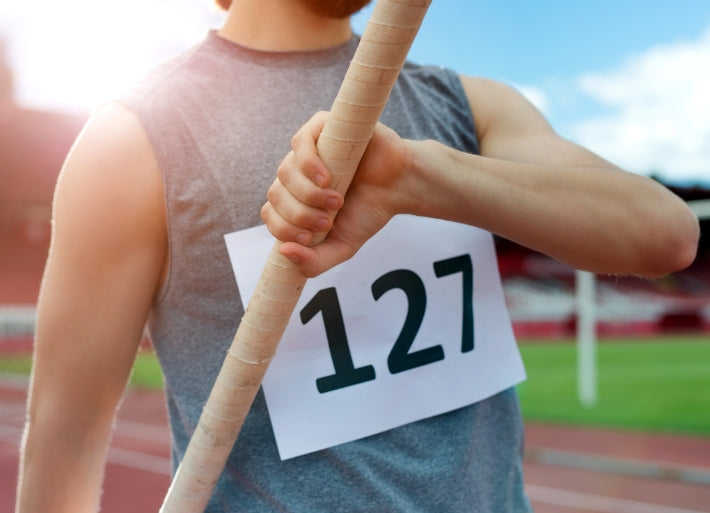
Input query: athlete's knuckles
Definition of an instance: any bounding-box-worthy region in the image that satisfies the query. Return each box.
[263,217,283,239]
[269,189,295,215]
[260,203,270,223]
[292,127,317,153]
[276,161,292,184]
[290,131,305,150]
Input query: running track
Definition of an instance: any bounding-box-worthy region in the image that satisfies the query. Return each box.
[2,379,710,513]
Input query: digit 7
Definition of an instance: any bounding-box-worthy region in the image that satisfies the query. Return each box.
[433,254,474,353]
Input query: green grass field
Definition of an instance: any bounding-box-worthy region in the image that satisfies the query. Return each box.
[517,335,710,436]
[0,350,165,390]
[1,335,708,436]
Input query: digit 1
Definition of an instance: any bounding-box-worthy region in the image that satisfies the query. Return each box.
[300,287,376,394]
[433,255,474,352]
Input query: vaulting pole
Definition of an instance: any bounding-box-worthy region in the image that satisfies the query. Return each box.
[160,1,432,511]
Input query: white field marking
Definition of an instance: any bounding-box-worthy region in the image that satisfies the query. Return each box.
[0,384,169,443]
[0,415,170,445]
[113,419,171,443]
[0,423,22,444]
[106,447,171,475]
[526,484,709,513]
[0,420,171,475]
[0,403,28,420]
[0,375,31,390]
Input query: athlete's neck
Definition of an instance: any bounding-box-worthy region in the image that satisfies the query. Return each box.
[219,0,353,51]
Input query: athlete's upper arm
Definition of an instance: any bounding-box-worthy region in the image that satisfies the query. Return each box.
[18,103,168,513]
[32,102,167,409]
[461,75,617,169]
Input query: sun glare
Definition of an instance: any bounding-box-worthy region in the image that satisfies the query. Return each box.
[1,0,223,113]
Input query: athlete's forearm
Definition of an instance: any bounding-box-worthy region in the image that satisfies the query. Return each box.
[401,139,699,278]
[16,404,113,513]
[263,114,698,279]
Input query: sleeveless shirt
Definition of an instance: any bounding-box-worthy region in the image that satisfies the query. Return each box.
[119,31,532,513]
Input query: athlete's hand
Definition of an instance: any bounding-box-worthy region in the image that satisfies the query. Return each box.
[261,111,410,277]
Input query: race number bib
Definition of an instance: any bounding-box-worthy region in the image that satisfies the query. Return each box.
[225,215,525,460]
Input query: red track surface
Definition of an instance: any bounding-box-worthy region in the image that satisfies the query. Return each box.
[3,237,710,511]
[2,379,710,513]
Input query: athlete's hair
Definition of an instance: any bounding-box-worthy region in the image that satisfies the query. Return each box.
[214,0,231,10]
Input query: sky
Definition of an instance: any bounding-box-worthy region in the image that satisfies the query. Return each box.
[1,0,709,186]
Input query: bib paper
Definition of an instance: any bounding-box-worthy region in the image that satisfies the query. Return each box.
[225,215,525,460]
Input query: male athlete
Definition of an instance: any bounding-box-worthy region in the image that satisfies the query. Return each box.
[17,1,698,512]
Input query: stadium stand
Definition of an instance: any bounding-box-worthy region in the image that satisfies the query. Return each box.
[0,48,708,343]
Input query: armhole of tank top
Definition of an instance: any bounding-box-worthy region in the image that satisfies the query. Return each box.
[112,42,211,308]
[153,165,172,307]
[115,99,174,307]
[447,70,480,155]
[149,131,172,307]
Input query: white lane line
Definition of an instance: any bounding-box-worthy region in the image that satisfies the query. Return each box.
[0,421,171,475]
[526,447,710,485]
[114,419,171,443]
[2,411,708,510]
[0,419,170,445]
[106,447,171,475]
[0,403,27,418]
[526,484,709,513]
[0,423,22,444]
[0,375,31,390]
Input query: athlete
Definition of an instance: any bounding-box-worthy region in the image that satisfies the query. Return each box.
[16,1,699,512]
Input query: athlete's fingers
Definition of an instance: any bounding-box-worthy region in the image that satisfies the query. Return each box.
[290,111,332,189]
[278,236,356,278]
[261,189,330,245]
[275,151,342,212]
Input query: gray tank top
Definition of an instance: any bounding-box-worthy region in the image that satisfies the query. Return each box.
[120,31,531,512]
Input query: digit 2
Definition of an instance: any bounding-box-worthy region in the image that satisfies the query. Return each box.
[372,269,444,374]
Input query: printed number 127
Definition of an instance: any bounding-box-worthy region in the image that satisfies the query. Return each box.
[299,254,474,394]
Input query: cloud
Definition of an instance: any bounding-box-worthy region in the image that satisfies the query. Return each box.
[571,27,710,184]
[515,84,551,117]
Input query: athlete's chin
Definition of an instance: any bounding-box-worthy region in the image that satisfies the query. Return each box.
[297,0,372,19]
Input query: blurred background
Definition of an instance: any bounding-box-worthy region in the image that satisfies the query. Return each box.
[1,0,708,332]
[1,1,709,512]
